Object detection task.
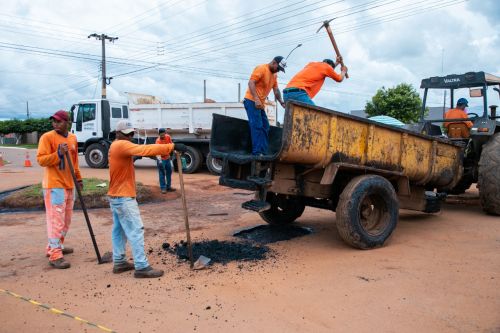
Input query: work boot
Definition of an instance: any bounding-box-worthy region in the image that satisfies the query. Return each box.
[161,189,167,194]
[166,188,176,192]
[49,258,71,269]
[113,261,135,274]
[134,266,164,278]
[46,247,74,257]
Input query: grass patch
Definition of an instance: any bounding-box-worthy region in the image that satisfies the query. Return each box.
[0,178,157,210]
[0,144,38,149]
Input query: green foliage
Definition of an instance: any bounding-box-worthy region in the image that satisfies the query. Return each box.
[365,83,424,124]
[0,118,52,135]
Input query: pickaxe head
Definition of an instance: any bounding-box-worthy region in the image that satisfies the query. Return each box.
[316,18,335,33]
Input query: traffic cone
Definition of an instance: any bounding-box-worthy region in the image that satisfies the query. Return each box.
[24,151,32,167]
[0,152,4,167]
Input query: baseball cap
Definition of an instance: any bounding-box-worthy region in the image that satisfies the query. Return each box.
[323,59,335,68]
[158,128,166,133]
[115,120,135,134]
[273,56,286,73]
[457,98,468,106]
[50,110,69,122]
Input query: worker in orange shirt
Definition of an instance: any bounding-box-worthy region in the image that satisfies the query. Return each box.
[244,56,286,155]
[444,98,473,131]
[108,120,188,278]
[37,110,82,269]
[155,128,175,194]
[283,57,348,105]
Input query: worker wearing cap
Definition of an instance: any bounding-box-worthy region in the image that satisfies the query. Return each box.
[108,120,188,278]
[37,110,82,269]
[155,128,175,194]
[244,56,286,155]
[444,98,473,131]
[283,57,348,105]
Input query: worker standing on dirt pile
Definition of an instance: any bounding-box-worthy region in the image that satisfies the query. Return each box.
[244,56,286,155]
[155,128,175,194]
[283,56,347,106]
[108,120,188,279]
[444,97,473,137]
[37,110,82,269]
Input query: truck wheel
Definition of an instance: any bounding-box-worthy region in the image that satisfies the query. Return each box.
[336,175,398,249]
[206,153,223,175]
[84,143,108,168]
[174,146,202,174]
[259,192,305,226]
[478,133,500,215]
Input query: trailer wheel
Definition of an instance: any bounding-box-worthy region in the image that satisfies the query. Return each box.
[336,175,398,249]
[206,153,223,175]
[174,146,202,174]
[478,133,500,215]
[259,192,305,226]
[84,143,108,168]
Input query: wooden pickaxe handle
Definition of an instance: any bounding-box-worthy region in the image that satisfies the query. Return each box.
[322,22,349,78]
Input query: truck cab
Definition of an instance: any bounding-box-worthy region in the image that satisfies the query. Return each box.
[70,99,128,168]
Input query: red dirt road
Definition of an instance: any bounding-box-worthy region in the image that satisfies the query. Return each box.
[0,148,499,333]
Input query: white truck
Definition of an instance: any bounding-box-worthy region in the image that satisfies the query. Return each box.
[70,93,277,174]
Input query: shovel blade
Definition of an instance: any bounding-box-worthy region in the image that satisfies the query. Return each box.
[193,255,211,270]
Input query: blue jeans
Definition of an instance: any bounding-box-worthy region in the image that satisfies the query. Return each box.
[157,159,172,190]
[283,89,315,106]
[243,98,270,155]
[109,197,149,270]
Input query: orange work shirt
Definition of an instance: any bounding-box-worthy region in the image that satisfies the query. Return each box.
[444,108,473,128]
[108,140,174,197]
[155,135,173,160]
[244,64,278,105]
[286,62,342,99]
[37,130,81,189]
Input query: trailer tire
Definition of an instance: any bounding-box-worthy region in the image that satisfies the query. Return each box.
[336,175,398,249]
[84,143,108,168]
[478,133,500,215]
[206,153,223,175]
[174,146,202,174]
[259,192,305,226]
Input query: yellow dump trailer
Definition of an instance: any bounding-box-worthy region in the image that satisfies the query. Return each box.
[210,101,464,249]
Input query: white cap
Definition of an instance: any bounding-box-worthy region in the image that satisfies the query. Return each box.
[115,120,135,134]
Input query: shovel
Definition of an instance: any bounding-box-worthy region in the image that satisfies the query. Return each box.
[64,151,112,264]
[175,151,194,268]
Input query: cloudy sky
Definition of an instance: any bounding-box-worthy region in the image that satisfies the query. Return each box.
[0,0,499,121]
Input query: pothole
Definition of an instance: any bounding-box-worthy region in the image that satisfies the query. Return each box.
[164,240,269,264]
[233,224,313,244]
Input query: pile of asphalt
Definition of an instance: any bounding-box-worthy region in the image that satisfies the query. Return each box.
[233,225,313,244]
[164,240,269,264]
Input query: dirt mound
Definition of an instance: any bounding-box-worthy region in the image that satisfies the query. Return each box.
[165,240,270,264]
[233,224,313,244]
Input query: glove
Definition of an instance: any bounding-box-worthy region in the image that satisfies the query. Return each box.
[174,143,188,153]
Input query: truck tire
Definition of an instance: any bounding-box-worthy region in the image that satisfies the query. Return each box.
[478,133,500,215]
[206,153,223,175]
[174,146,202,174]
[259,192,305,226]
[336,175,398,249]
[84,143,108,168]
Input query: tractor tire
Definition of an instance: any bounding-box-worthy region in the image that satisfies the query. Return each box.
[259,192,305,226]
[84,143,108,168]
[173,146,202,174]
[336,175,398,249]
[478,133,500,215]
[206,153,223,175]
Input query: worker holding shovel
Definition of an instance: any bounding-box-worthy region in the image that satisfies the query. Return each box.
[108,120,188,278]
[37,110,82,269]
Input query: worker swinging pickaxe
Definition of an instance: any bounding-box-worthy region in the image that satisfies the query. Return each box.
[317,19,349,79]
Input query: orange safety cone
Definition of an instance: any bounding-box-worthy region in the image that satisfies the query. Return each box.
[0,152,4,167]
[24,151,32,167]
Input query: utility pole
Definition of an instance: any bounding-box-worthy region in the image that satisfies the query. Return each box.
[26,101,29,119]
[441,48,447,118]
[203,80,206,102]
[88,33,118,99]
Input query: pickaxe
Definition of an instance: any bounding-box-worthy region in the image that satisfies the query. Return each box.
[317,19,349,78]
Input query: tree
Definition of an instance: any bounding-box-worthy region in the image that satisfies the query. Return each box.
[0,118,52,144]
[365,83,424,124]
